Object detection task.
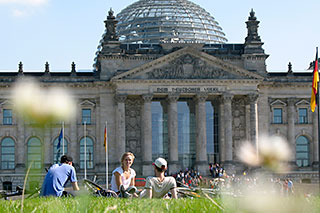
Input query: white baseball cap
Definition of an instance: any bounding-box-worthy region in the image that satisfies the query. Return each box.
[153,157,167,169]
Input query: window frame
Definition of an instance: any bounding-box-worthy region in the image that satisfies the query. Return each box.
[298,108,308,124]
[82,109,92,125]
[79,137,94,169]
[1,137,15,170]
[273,108,283,124]
[296,136,310,167]
[27,137,42,169]
[3,109,12,125]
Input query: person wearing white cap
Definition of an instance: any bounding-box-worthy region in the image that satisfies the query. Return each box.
[141,157,177,199]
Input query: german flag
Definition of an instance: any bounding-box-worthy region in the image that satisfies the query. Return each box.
[104,125,107,152]
[311,47,319,112]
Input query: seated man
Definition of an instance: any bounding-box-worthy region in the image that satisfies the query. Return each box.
[141,157,177,199]
[40,155,79,197]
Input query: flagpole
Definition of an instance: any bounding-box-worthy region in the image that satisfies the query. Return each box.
[105,121,108,189]
[316,47,320,192]
[62,121,65,155]
[318,79,320,193]
[84,121,87,179]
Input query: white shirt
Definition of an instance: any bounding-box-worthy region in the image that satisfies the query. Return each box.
[110,167,136,192]
[143,176,177,198]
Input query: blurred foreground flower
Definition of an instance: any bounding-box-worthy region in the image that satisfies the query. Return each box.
[12,78,76,126]
[238,135,291,172]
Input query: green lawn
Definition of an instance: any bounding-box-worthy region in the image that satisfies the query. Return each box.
[0,196,224,213]
[1,195,320,213]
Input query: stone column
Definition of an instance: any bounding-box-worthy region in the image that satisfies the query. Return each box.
[141,94,153,176]
[70,116,78,167]
[95,99,102,170]
[15,117,25,173]
[218,97,225,163]
[248,93,259,146]
[115,94,127,156]
[167,93,179,174]
[223,94,233,163]
[195,93,208,175]
[43,127,51,168]
[287,98,296,163]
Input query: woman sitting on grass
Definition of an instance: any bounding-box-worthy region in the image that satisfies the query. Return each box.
[141,157,177,199]
[110,152,137,198]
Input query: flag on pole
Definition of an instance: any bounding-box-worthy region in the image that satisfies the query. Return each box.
[311,47,319,112]
[104,125,107,152]
[56,149,61,163]
[57,128,63,150]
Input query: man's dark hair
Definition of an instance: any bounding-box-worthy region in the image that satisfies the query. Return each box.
[60,155,73,164]
[154,165,165,173]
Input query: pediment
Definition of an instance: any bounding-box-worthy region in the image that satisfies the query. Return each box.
[295,99,309,106]
[270,99,287,106]
[0,100,13,106]
[79,100,95,107]
[111,46,264,81]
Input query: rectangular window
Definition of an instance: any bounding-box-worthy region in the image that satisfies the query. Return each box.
[298,108,308,124]
[3,109,12,125]
[82,109,91,124]
[273,108,283,124]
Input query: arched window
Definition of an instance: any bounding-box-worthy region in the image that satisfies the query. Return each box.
[1,137,15,169]
[53,138,68,164]
[80,137,94,169]
[296,136,309,167]
[27,137,42,169]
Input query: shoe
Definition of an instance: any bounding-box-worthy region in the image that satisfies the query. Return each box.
[127,186,137,195]
[123,191,132,198]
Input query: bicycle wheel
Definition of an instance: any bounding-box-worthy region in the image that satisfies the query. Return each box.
[83,179,117,198]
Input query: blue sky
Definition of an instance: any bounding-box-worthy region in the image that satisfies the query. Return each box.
[0,0,319,72]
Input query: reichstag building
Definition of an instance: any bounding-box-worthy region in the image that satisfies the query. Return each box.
[0,0,317,189]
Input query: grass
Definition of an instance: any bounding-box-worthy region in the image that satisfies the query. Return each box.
[0,196,224,213]
[1,192,320,212]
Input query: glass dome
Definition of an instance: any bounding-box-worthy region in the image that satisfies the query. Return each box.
[116,0,228,44]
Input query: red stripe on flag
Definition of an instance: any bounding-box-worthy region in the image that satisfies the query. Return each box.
[104,126,107,152]
[311,48,319,112]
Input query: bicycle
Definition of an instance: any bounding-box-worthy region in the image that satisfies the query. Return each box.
[0,186,40,200]
[83,179,118,198]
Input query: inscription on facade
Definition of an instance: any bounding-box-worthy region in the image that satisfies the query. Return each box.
[153,87,223,93]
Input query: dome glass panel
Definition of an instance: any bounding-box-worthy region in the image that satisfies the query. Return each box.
[116,0,228,44]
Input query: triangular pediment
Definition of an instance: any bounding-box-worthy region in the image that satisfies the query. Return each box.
[270,99,287,106]
[79,100,95,107]
[295,99,309,106]
[111,46,264,81]
[0,100,13,106]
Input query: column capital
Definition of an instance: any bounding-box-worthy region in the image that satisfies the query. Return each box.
[167,93,179,103]
[287,97,297,106]
[114,94,127,103]
[195,92,208,103]
[247,93,259,103]
[142,94,153,102]
[222,93,234,103]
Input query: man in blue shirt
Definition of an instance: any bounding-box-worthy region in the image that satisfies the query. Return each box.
[40,155,79,197]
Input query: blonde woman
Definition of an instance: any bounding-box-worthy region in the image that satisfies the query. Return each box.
[110,152,137,197]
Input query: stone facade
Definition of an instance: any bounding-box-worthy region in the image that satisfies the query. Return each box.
[0,6,318,190]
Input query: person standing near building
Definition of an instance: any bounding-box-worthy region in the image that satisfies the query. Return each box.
[40,155,79,197]
[141,157,177,199]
